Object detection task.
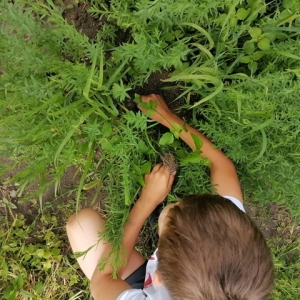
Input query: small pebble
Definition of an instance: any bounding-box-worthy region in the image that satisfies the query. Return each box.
[9,190,17,198]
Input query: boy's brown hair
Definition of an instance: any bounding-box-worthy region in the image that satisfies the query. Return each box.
[157,194,274,300]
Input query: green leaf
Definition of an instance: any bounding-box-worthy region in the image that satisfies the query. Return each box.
[16,274,24,289]
[141,161,151,175]
[182,22,214,50]
[44,231,52,241]
[34,282,43,294]
[51,248,60,256]
[136,175,145,187]
[149,100,157,110]
[251,129,267,163]
[106,57,130,89]
[3,287,17,300]
[99,138,113,152]
[220,1,239,33]
[83,45,99,99]
[102,122,113,137]
[43,251,51,259]
[0,257,8,274]
[137,140,149,153]
[159,132,174,146]
[191,133,203,150]
[133,94,141,104]
[182,123,188,132]
[123,170,131,206]
[181,151,202,165]
[35,249,44,258]
[236,8,249,20]
[255,50,300,60]
[133,165,141,175]
[54,107,97,167]
[112,81,131,102]
[170,122,182,138]
[175,149,187,158]
[252,52,264,61]
[229,17,237,28]
[248,61,258,74]
[138,100,156,117]
[165,32,175,42]
[192,43,214,59]
[240,56,252,63]
[83,179,101,190]
[43,260,51,269]
[76,143,96,212]
[171,140,181,147]
[249,27,262,39]
[258,38,270,50]
[243,41,255,54]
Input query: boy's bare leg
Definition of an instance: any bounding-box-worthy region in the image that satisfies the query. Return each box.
[66,208,145,281]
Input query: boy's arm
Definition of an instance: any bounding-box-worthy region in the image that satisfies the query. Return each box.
[139,94,243,202]
[90,164,175,300]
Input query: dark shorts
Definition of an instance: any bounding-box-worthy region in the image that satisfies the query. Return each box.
[124,261,147,289]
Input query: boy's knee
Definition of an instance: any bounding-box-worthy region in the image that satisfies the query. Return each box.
[66,208,97,232]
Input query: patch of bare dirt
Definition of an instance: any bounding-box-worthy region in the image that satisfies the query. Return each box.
[60,0,131,44]
[62,1,103,39]
[245,202,300,245]
[127,69,199,120]
[0,157,102,229]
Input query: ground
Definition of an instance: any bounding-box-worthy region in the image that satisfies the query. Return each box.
[1,1,300,298]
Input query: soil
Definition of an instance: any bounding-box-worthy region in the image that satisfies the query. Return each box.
[60,1,102,39]
[245,202,300,243]
[0,158,101,228]
[61,1,131,42]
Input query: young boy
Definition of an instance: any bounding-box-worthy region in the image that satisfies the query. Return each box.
[66,94,274,300]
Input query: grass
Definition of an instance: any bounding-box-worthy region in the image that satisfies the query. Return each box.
[0,0,300,298]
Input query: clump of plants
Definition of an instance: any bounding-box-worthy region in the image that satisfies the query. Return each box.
[1,0,300,298]
[0,210,89,299]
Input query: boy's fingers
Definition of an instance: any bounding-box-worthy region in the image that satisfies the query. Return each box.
[141,94,160,103]
[152,163,163,173]
[168,174,176,189]
[140,95,153,102]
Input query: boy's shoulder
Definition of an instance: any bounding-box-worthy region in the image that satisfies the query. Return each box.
[222,195,245,212]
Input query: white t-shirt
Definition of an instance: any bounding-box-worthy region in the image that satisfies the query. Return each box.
[117,196,245,300]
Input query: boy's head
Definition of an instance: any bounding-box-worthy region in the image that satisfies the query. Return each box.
[156,194,274,300]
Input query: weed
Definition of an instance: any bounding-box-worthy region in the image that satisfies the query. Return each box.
[0,211,89,299]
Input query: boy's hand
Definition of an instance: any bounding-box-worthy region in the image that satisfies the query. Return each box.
[138,94,174,125]
[140,163,175,209]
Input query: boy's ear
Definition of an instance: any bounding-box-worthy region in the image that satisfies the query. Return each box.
[153,270,164,287]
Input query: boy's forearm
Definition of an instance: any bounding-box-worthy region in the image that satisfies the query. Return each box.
[163,114,234,171]
[117,197,155,276]
[90,197,153,283]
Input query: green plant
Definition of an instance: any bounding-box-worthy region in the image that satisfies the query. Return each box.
[0,210,89,299]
